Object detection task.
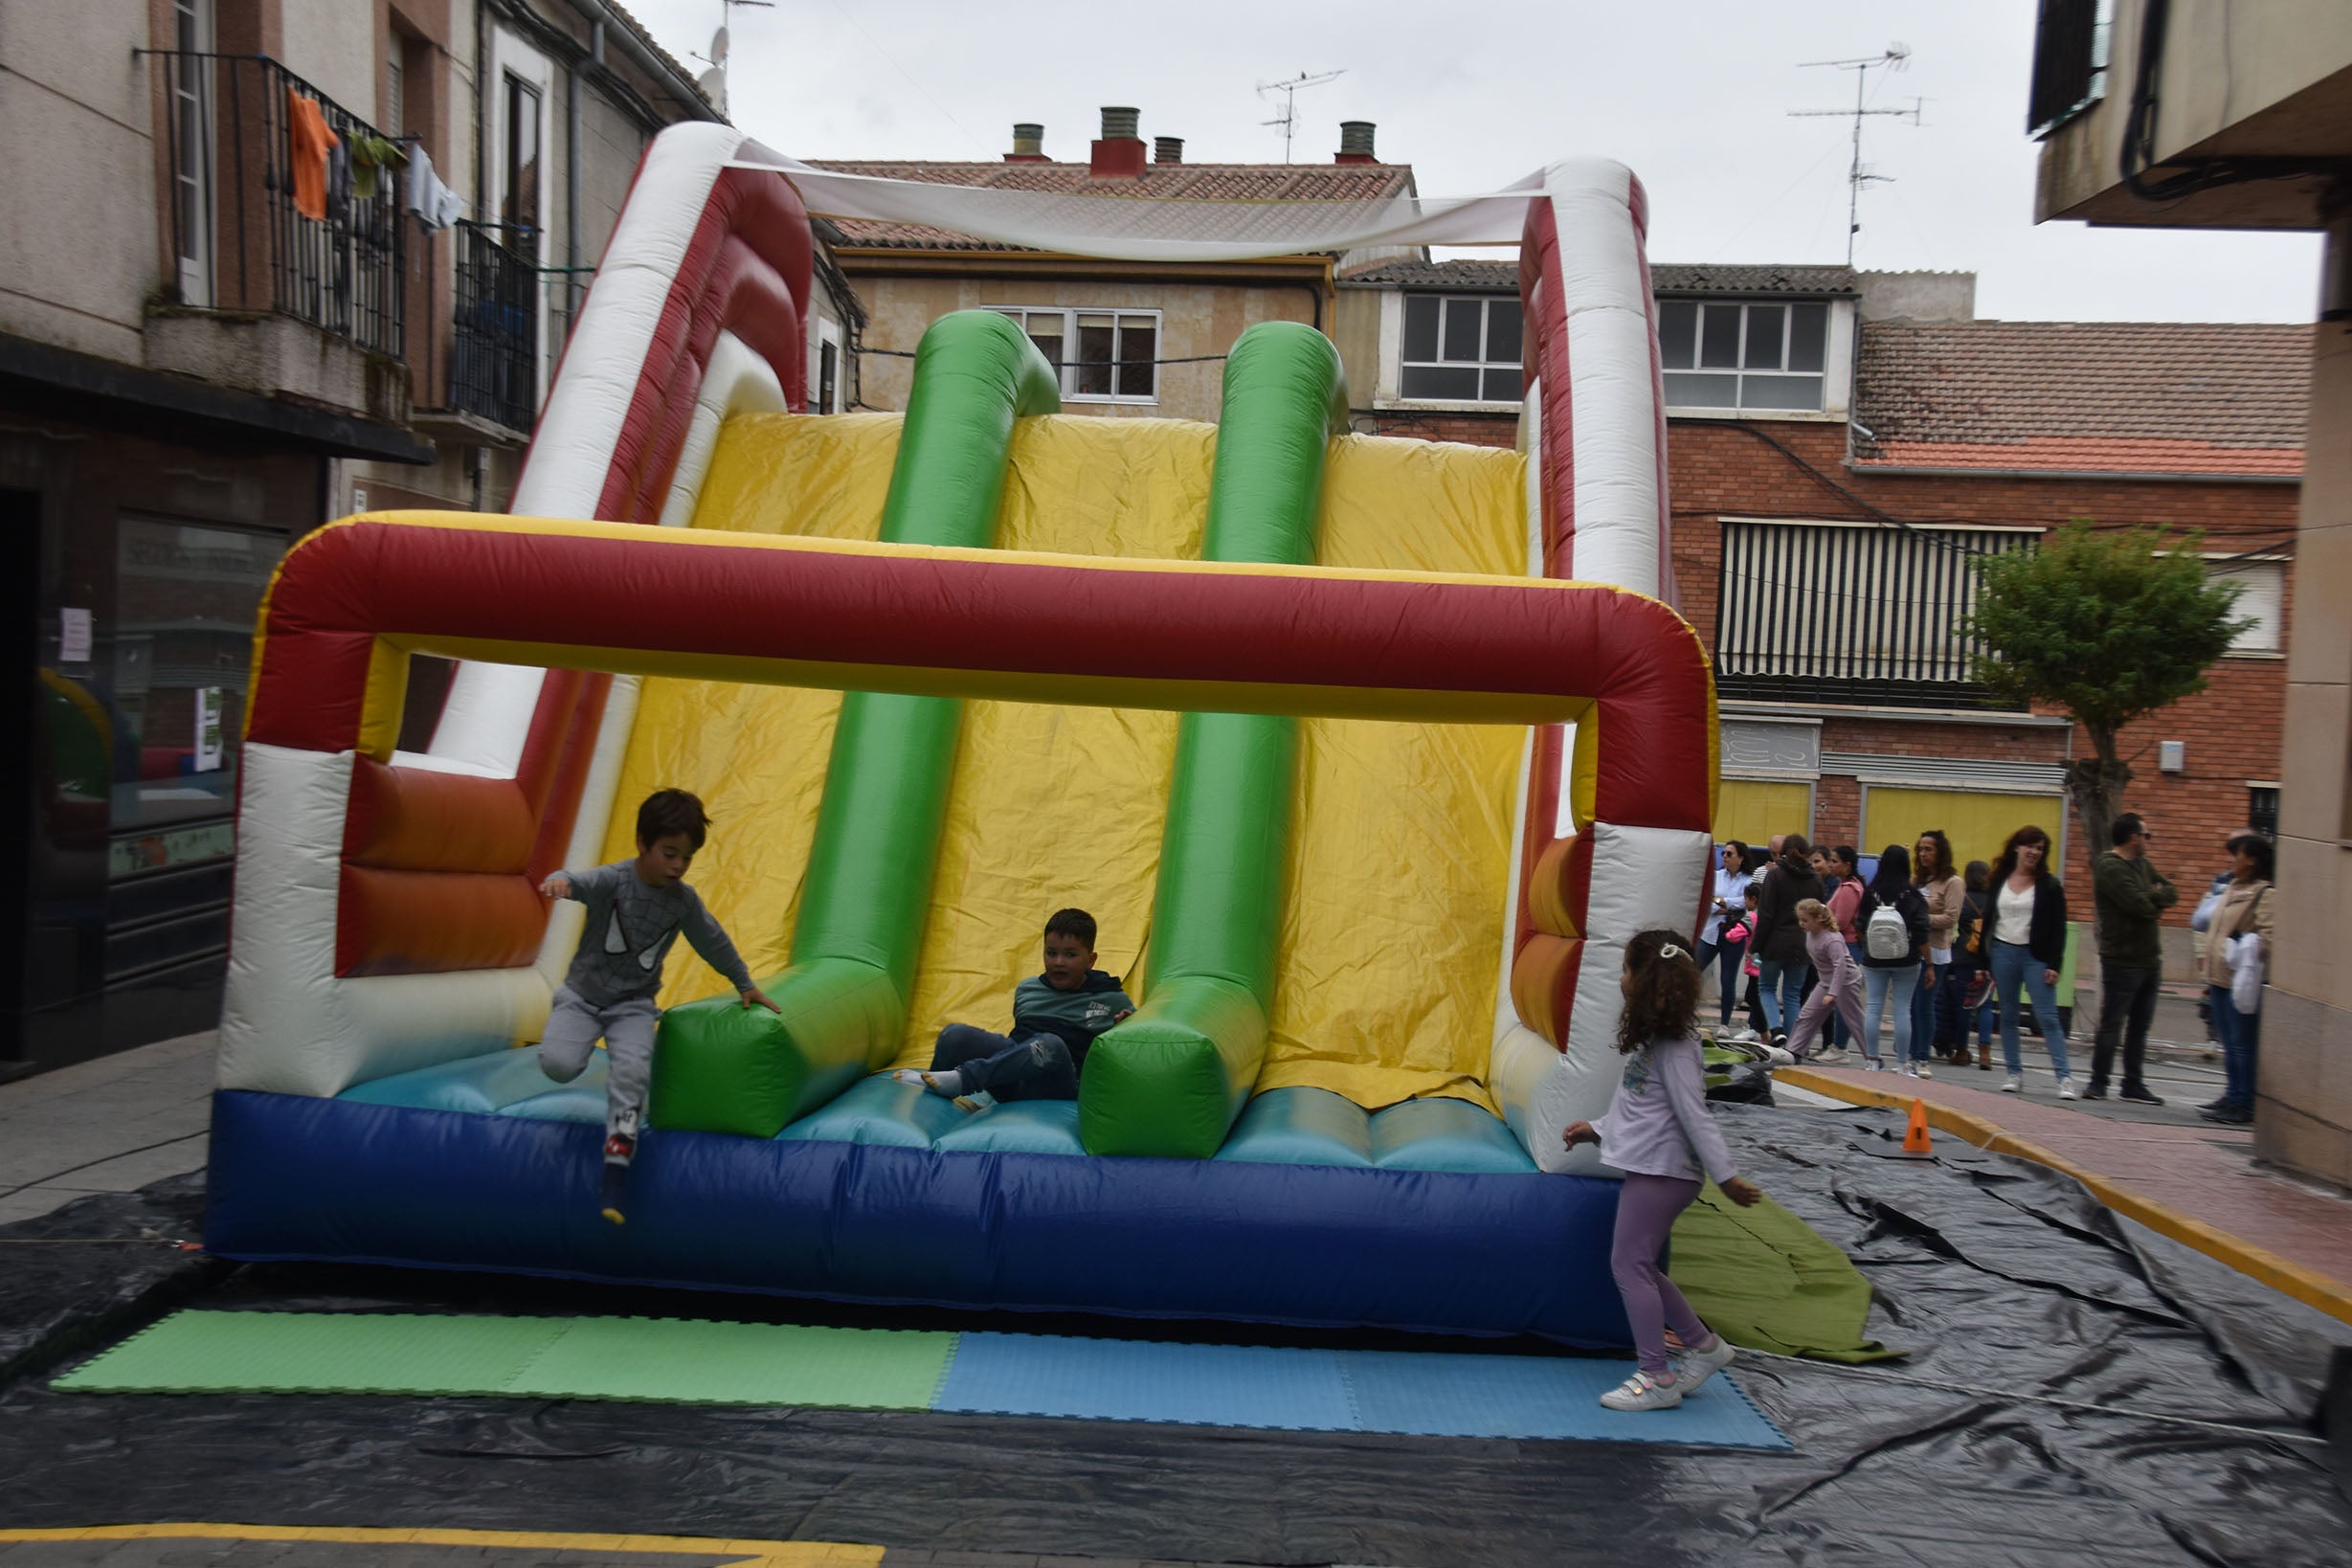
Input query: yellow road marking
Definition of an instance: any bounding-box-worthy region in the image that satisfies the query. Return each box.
[0,1524,883,1565]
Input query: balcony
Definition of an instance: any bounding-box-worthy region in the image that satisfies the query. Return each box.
[446,221,539,437]
[141,52,408,423]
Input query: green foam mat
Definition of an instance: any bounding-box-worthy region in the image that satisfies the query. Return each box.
[54,1311,957,1408]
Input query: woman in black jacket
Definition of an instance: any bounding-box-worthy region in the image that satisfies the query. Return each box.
[1986,824,2074,1097]
[1750,833,1824,1045]
[1854,844,1932,1074]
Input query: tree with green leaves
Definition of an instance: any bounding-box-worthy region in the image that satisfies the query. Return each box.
[1969,522,2253,863]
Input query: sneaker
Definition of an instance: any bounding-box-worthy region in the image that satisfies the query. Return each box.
[1599,1369,1685,1412]
[1916,1063,1934,1080]
[2200,1096,2230,1112]
[1864,1057,1887,1072]
[1671,1334,1737,1396]
[2057,1078,2078,1101]
[2001,1074,2022,1093]
[602,1132,636,1168]
[1810,1047,1851,1065]
[2199,1105,2253,1126]
[598,1161,628,1226]
[1897,1062,1918,1078]
[2119,1086,2164,1106]
[2081,1085,2109,1101]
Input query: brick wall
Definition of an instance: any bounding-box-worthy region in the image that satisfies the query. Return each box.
[1387,411,2297,918]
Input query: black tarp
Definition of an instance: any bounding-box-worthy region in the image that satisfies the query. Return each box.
[3,1103,2348,1566]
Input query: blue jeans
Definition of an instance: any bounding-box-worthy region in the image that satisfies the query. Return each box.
[1990,939,2071,1078]
[1861,964,1919,1063]
[2208,984,2260,1112]
[1711,935,1747,1023]
[930,1022,1079,1101]
[1949,960,1994,1045]
[1757,957,1806,1035]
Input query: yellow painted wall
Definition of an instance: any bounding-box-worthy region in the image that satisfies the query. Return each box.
[1715,779,1812,849]
[1861,786,2066,875]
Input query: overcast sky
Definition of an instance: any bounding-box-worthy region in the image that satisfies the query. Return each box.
[625,0,2322,324]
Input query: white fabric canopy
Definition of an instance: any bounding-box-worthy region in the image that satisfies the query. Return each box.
[728,145,1565,262]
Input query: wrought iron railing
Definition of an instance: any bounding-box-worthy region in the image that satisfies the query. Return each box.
[144,52,404,355]
[2027,0,2108,139]
[1714,520,2034,710]
[450,221,539,433]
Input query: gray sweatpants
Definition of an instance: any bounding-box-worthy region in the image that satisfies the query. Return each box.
[540,985,660,1144]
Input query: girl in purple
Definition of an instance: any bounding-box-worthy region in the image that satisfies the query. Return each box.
[1564,930,1764,1411]
[1784,898,1865,1064]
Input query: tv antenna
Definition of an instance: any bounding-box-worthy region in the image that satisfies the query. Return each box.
[1789,43,1923,265]
[1257,69,1345,163]
[693,0,774,116]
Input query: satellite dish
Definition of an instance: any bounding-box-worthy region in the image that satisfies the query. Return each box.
[709,25,729,66]
[696,65,727,113]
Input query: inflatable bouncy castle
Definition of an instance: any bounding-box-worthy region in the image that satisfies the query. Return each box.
[205,125,1715,1347]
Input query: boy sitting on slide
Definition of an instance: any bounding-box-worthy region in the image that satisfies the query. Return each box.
[901,907,1133,1112]
[538,788,777,1223]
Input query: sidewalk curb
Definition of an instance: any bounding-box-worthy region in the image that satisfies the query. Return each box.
[1779,1066,2352,1331]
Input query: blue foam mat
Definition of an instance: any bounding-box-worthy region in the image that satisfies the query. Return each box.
[935,1331,1788,1448]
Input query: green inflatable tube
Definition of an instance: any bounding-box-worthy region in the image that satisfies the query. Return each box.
[652,313,1060,1137]
[1081,322,1350,1157]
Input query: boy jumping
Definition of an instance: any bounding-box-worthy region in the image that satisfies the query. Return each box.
[538,788,776,1222]
[901,907,1133,1111]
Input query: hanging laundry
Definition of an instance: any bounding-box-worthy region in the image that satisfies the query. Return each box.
[285,90,339,222]
[326,139,352,225]
[350,134,408,202]
[402,143,463,232]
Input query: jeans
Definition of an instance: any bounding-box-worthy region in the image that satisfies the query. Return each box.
[1757,957,1806,1036]
[1861,964,1919,1063]
[1712,936,1747,1024]
[1909,959,1945,1060]
[2208,983,2261,1113]
[1990,938,2071,1079]
[930,1022,1079,1101]
[2092,965,2162,1091]
[1949,960,1994,1046]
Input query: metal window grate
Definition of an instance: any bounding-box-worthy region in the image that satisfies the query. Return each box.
[1714,521,2034,709]
[450,221,538,433]
[146,52,404,356]
[2027,0,2107,139]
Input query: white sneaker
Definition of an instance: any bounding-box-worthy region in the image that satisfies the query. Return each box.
[2057,1078,2077,1101]
[1599,1369,1684,1412]
[1671,1334,1737,1396]
[1810,1047,1851,1065]
[1864,1057,1886,1071]
[2001,1074,2022,1093]
[1915,1063,1934,1080]
[1897,1062,1918,1078]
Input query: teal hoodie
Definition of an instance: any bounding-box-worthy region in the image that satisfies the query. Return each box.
[1012,970,1134,1064]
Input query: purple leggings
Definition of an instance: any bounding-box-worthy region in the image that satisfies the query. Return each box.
[1611,1172,1710,1377]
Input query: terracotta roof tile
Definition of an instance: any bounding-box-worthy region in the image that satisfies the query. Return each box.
[811,159,1414,250]
[1854,321,2310,474]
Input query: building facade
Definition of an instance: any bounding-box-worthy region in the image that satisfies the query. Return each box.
[2025,0,2352,1183]
[0,0,855,1076]
[816,112,1411,422]
[1336,258,2303,977]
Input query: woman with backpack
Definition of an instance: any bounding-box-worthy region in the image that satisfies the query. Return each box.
[2197,832,2275,1126]
[1855,843,1932,1073]
[1987,824,2073,1097]
[1750,833,1825,1047]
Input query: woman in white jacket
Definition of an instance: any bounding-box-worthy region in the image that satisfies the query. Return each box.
[2197,832,2274,1126]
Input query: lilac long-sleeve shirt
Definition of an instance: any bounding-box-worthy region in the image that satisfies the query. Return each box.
[1590,1033,1738,1185]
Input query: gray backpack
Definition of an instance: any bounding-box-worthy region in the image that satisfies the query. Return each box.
[1865,896,1912,960]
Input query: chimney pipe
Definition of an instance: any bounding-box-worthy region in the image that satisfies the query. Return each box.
[1154,136,1183,165]
[1004,122,1047,163]
[1090,105,1145,179]
[1335,120,1378,164]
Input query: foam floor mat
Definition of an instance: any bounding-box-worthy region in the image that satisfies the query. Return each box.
[55,1310,1789,1448]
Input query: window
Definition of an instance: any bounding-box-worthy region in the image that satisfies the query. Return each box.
[502,73,541,235]
[169,0,215,307]
[386,52,403,140]
[2027,0,2111,140]
[110,518,288,859]
[2248,785,2279,840]
[1714,519,2035,708]
[818,336,840,414]
[1400,294,1522,402]
[1659,300,1829,414]
[989,307,1160,402]
[2208,559,2285,654]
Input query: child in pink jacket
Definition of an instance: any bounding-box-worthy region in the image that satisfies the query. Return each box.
[1784,899,1864,1064]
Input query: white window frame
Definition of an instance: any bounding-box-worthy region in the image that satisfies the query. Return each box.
[1394,291,1523,407]
[1659,298,1838,418]
[987,306,1162,405]
[170,0,217,308]
[814,315,843,414]
[2205,553,2288,657]
[487,27,554,404]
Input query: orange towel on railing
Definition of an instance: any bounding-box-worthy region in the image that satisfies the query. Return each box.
[286,89,339,221]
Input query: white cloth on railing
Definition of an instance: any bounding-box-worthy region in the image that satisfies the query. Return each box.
[403,144,462,231]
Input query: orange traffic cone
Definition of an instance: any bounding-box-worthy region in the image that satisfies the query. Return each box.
[1901,1097,1934,1157]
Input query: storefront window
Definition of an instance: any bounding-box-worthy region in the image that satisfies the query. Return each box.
[109,516,286,872]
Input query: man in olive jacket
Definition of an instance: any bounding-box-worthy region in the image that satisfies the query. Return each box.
[2090,813,2176,1104]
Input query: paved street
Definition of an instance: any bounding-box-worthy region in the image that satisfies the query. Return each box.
[0,1033,213,1225]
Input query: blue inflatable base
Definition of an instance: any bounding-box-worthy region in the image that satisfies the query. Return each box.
[205,1089,1631,1346]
